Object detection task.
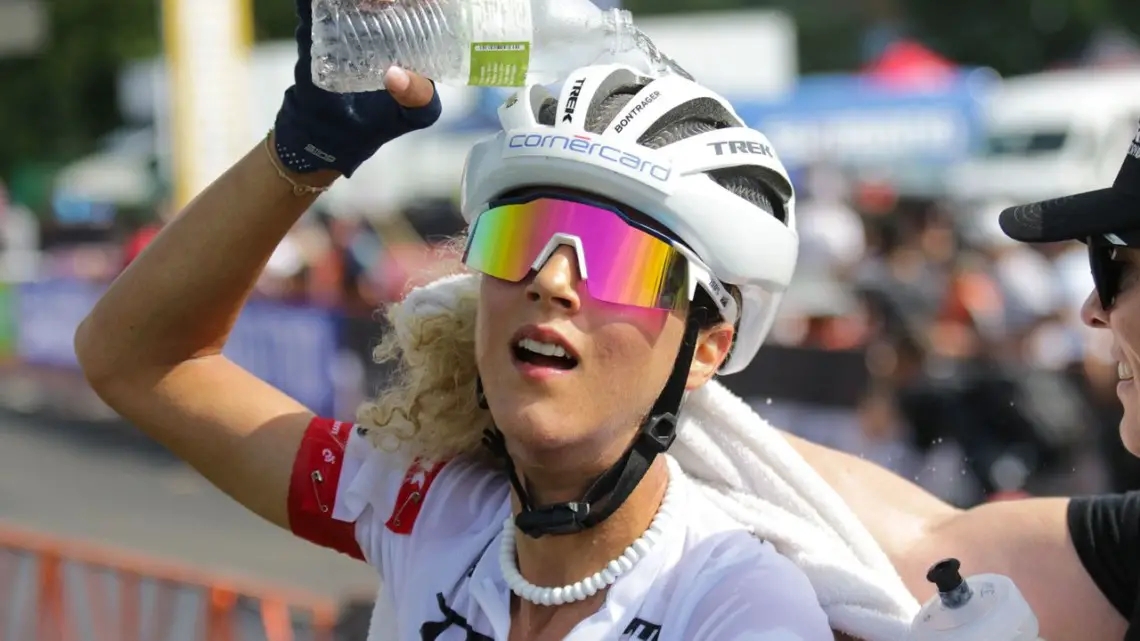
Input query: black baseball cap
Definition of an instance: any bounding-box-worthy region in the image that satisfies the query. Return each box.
[1000,122,1140,246]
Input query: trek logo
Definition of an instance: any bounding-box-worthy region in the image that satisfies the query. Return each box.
[620,618,662,641]
[562,77,587,123]
[708,140,774,158]
[614,90,661,134]
[507,133,673,182]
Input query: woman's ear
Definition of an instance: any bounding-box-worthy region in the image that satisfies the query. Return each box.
[687,324,734,389]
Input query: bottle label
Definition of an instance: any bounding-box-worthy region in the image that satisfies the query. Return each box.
[465,0,533,87]
[469,42,531,87]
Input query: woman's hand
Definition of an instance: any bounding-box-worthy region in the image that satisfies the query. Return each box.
[273,0,441,178]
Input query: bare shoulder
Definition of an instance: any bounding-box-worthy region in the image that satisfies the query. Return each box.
[782,431,1127,640]
[909,498,1126,641]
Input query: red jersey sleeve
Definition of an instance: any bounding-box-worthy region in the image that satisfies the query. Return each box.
[287,417,365,561]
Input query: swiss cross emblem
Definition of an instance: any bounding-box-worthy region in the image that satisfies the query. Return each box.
[385,458,448,535]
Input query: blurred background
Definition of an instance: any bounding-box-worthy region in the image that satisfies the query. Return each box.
[3,0,1140,637]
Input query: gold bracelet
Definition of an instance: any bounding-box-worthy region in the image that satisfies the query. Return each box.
[264,130,334,197]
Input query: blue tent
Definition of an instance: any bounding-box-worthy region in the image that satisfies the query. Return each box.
[731,68,998,171]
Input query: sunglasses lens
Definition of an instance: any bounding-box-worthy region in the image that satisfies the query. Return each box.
[463,197,689,310]
[1089,242,1122,309]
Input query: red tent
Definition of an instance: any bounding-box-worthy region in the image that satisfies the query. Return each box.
[863,39,957,88]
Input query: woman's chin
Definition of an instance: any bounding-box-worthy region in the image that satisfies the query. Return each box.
[1121,413,1140,458]
[501,418,580,452]
[1120,383,1140,457]
[494,408,590,457]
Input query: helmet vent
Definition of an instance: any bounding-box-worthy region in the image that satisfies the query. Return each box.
[535,82,785,225]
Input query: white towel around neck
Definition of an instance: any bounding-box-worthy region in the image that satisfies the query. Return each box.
[672,379,920,640]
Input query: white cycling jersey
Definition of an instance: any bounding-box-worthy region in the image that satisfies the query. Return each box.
[289,418,832,641]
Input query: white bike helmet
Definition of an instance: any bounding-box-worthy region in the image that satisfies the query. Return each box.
[461,63,798,376]
[464,64,799,538]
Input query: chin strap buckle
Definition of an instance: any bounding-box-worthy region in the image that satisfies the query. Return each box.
[641,412,678,453]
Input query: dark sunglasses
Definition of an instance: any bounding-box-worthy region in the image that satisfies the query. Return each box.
[1089,236,1127,310]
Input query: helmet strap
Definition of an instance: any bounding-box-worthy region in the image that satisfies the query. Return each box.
[480,315,701,538]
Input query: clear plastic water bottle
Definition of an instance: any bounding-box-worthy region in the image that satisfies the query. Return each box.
[908,559,1043,641]
[310,0,692,92]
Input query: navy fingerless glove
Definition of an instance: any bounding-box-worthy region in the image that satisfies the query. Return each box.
[273,0,442,177]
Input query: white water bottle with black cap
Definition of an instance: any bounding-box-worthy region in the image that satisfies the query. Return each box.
[907,558,1043,641]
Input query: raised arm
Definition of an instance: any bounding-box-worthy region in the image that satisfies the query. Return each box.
[76,137,335,529]
[783,432,1128,641]
[74,0,440,531]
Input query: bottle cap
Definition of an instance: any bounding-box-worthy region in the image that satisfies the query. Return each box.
[927,559,964,594]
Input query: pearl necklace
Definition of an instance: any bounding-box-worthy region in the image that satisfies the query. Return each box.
[499,471,677,606]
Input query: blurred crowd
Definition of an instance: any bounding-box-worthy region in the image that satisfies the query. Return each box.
[765,164,1130,506]
[13,186,468,316]
[248,198,466,316]
[4,162,1135,508]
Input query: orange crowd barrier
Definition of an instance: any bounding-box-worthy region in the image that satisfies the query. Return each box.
[0,521,340,641]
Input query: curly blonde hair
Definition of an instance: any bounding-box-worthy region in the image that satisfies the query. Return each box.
[355,242,494,464]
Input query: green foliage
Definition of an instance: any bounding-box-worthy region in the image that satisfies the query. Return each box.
[627,0,1140,76]
[0,0,295,178]
[252,0,300,41]
[0,0,159,175]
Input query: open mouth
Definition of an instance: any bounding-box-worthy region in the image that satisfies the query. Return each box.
[1120,361,1134,382]
[512,337,579,370]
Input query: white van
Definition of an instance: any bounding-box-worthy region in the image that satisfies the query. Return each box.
[951,68,1140,202]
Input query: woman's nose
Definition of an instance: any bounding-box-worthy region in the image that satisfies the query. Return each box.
[1081,288,1110,329]
[525,245,582,312]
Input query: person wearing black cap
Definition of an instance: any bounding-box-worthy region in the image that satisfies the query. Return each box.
[780,126,1140,641]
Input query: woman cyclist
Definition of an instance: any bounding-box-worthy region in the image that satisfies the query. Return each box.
[74,2,831,639]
